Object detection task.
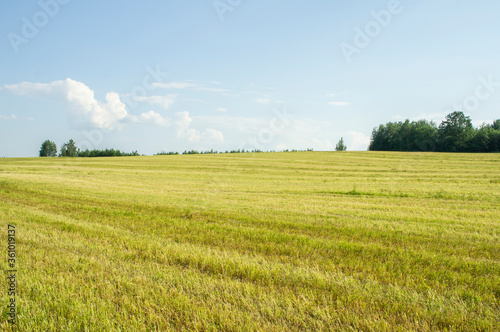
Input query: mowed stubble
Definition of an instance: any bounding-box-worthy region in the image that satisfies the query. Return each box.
[0,151,499,331]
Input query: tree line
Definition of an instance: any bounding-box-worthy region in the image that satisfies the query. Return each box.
[369,112,500,152]
[39,139,139,157]
[155,148,316,155]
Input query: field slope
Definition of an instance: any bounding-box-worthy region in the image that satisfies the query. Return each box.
[1,152,499,331]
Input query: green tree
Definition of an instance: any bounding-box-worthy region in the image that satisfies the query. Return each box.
[489,119,500,131]
[335,137,347,151]
[60,139,79,157]
[410,120,438,151]
[39,140,57,157]
[466,127,490,152]
[438,111,473,152]
[369,115,498,153]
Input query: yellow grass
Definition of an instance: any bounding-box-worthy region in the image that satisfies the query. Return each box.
[0,152,499,331]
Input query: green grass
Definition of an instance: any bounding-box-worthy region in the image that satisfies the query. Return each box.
[0,151,499,331]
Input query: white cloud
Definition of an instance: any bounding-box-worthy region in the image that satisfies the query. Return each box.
[152,82,198,89]
[216,107,227,112]
[472,119,494,128]
[392,112,446,123]
[415,113,447,123]
[205,128,224,142]
[196,115,267,134]
[272,117,335,151]
[152,81,231,95]
[130,110,169,127]
[133,95,176,109]
[175,111,191,133]
[255,98,271,105]
[4,78,174,130]
[348,131,370,150]
[328,101,350,107]
[175,111,199,141]
[0,114,17,121]
[175,111,224,143]
[4,78,127,130]
[173,113,368,152]
[195,87,230,93]
[312,138,334,150]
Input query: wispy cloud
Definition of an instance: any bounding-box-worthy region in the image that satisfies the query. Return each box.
[326,92,347,98]
[255,98,272,105]
[392,112,446,123]
[152,82,197,89]
[195,87,230,93]
[0,114,17,121]
[328,101,350,107]
[133,95,176,109]
[153,81,230,94]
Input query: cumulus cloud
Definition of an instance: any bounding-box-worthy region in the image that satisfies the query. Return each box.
[175,111,192,133]
[205,128,224,142]
[175,111,224,143]
[4,78,127,130]
[348,131,371,150]
[175,111,200,142]
[129,110,169,127]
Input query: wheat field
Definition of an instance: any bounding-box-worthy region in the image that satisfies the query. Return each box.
[0,152,499,331]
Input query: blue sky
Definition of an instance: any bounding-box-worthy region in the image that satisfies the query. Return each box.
[1,0,499,157]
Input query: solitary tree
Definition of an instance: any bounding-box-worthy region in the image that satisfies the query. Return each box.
[60,139,79,157]
[336,137,347,151]
[39,140,57,157]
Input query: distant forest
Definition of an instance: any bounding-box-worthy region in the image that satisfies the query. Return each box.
[369,112,500,152]
[39,139,139,158]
